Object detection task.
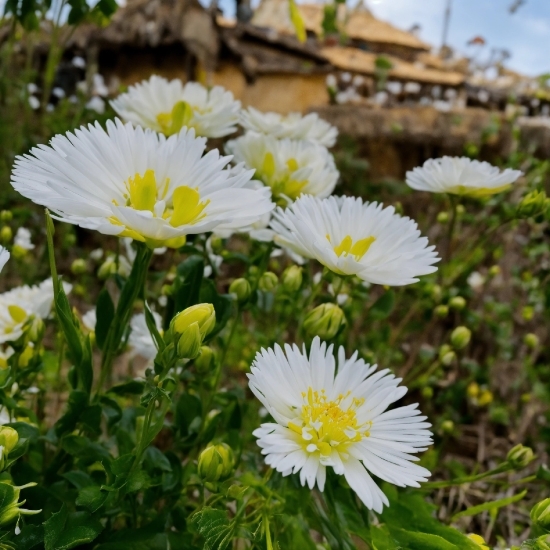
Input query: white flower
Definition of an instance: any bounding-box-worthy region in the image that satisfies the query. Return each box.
[249,337,432,512]
[0,248,9,273]
[467,271,485,291]
[0,278,71,344]
[111,76,241,138]
[86,96,105,114]
[129,312,162,361]
[14,228,34,251]
[240,107,338,147]
[271,196,439,286]
[406,157,523,197]
[11,120,273,249]
[226,132,338,202]
[28,96,40,110]
[81,309,97,332]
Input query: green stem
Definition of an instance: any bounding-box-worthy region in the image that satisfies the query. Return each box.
[445,194,458,264]
[96,244,154,395]
[421,463,512,490]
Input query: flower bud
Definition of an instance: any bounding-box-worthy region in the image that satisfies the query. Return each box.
[488,265,501,277]
[531,498,550,533]
[198,443,235,483]
[0,427,18,455]
[449,296,466,310]
[161,284,173,296]
[172,304,215,359]
[517,189,547,219]
[467,534,489,550]
[303,303,345,340]
[27,317,44,343]
[0,226,12,244]
[434,305,448,318]
[0,211,12,223]
[11,245,27,260]
[450,326,471,349]
[430,284,442,301]
[18,345,34,368]
[467,382,479,398]
[524,333,539,349]
[436,211,449,224]
[282,265,303,292]
[0,482,40,527]
[441,420,454,434]
[438,345,456,366]
[70,259,87,275]
[195,346,216,374]
[258,271,278,292]
[522,306,534,321]
[534,536,550,550]
[421,386,433,399]
[98,256,117,279]
[477,389,493,407]
[229,278,251,303]
[507,444,534,470]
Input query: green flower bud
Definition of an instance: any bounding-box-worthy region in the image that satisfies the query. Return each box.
[438,344,456,366]
[449,296,466,310]
[456,204,465,215]
[70,259,87,275]
[11,245,27,260]
[531,498,550,533]
[210,236,223,254]
[441,420,454,434]
[523,306,534,321]
[27,317,44,343]
[488,265,501,277]
[434,305,449,318]
[198,443,235,483]
[161,284,173,296]
[171,304,215,359]
[303,303,345,340]
[437,211,449,224]
[0,482,40,527]
[524,333,539,349]
[282,265,303,292]
[534,536,550,550]
[258,271,278,292]
[0,226,12,244]
[0,427,18,455]
[63,233,77,247]
[430,284,442,301]
[507,444,534,470]
[98,256,117,279]
[517,189,547,219]
[0,211,13,222]
[421,386,433,399]
[450,326,471,349]
[229,278,251,303]
[195,346,216,373]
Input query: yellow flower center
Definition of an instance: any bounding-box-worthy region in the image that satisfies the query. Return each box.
[156,101,194,136]
[449,183,511,197]
[330,235,376,261]
[109,170,210,248]
[260,153,307,201]
[288,388,371,457]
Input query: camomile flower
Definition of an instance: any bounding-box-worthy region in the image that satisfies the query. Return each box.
[240,107,338,147]
[406,157,522,197]
[14,228,34,251]
[11,120,273,249]
[129,312,162,362]
[0,279,71,344]
[111,76,241,138]
[249,337,432,512]
[226,132,338,203]
[0,248,9,273]
[270,195,439,286]
[81,309,97,332]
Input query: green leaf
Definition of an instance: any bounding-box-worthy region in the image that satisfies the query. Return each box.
[55,391,88,436]
[96,287,115,350]
[391,528,458,550]
[200,279,232,339]
[144,300,164,353]
[370,525,400,550]
[452,490,527,520]
[172,256,205,318]
[63,471,94,490]
[190,507,235,550]
[369,291,395,320]
[108,380,146,396]
[43,504,103,550]
[175,393,202,441]
[14,524,44,550]
[76,486,108,513]
[95,0,117,16]
[55,289,83,366]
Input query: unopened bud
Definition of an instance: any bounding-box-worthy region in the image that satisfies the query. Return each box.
[467,382,480,398]
[507,444,534,469]
[70,259,87,275]
[0,211,12,223]
[282,265,303,292]
[441,420,454,434]
[18,345,34,368]
[229,278,251,303]
[0,482,40,527]
[434,305,448,318]
[421,386,433,399]
[303,303,345,340]
[524,333,539,349]
[477,389,493,406]
[431,284,442,301]
[531,498,550,533]
[209,236,223,254]
[27,317,44,343]
[258,271,278,292]
[0,227,12,244]
[161,284,173,296]
[437,211,449,224]
[195,346,216,374]
[517,189,547,219]
[449,296,466,310]
[198,443,234,483]
[439,344,456,366]
[172,304,215,359]
[0,427,18,455]
[97,256,117,279]
[488,265,501,277]
[451,326,471,349]
[534,536,550,550]
[522,306,534,321]
[11,245,27,260]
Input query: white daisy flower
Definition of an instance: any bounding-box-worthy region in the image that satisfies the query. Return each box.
[249,337,432,512]
[240,107,338,147]
[270,196,439,286]
[81,308,97,332]
[406,157,523,197]
[110,76,241,138]
[0,248,9,273]
[14,228,34,251]
[0,279,71,344]
[226,132,338,202]
[129,312,163,361]
[11,120,273,249]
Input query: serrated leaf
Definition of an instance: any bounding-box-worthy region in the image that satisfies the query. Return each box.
[190,507,235,550]
[43,505,103,550]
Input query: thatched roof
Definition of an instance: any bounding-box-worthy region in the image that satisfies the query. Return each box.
[68,0,219,67]
[251,0,430,52]
[321,46,465,86]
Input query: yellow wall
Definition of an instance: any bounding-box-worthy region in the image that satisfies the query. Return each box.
[208,63,329,114]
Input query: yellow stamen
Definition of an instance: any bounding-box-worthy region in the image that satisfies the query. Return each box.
[331,235,376,261]
[156,101,193,136]
[127,169,157,212]
[262,152,276,178]
[170,186,210,227]
[8,305,27,324]
[286,158,299,172]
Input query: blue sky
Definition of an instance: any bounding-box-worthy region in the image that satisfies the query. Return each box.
[217,0,550,76]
